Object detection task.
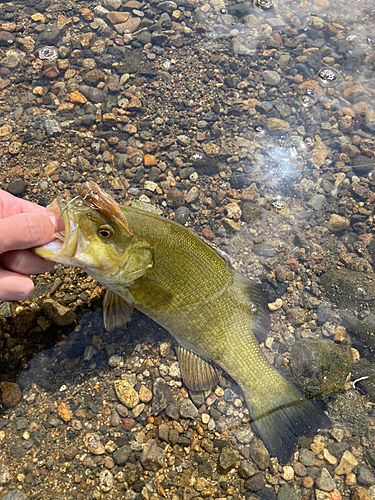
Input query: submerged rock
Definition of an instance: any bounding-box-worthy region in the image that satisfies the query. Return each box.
[289,339,351,398]
[326,390,369,436]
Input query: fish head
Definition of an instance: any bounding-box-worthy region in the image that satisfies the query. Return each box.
[34,184,153,286]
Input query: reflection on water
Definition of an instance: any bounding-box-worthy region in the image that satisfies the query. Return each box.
[1,0,375,496]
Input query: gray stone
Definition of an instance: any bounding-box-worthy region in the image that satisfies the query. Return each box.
[152,378,174,415]
[174,206,190,225]
[299,449,315,466]
[219,446,238,471]
[7,180,28,196]
[0,490,28,500]
[37,25,61,44]
[262,70,281,86]
[358,466,375,486]
[316,467,336,492]
[113,445,132,465]
[44,118,61,136]
[141,439,166,471]
[79,85,107,104]
[327,391,369,437]
[239,460,256,479]
[179,399,198,419]
[307,194,326,211]
[278,485,301,500]
[158,1,177,12]
[245,472,265,491]
[249,438,270,470]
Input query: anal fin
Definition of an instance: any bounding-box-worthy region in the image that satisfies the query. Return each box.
[176,346,219,392]
[103,290,134,331]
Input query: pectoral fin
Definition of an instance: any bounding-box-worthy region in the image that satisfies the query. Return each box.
[176,346,219,391]
[103,290,134,331]
[128,279,173,309]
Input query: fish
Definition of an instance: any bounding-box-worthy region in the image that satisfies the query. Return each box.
[34,181,330,463]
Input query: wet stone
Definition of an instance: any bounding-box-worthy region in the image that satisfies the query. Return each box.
[351,486,372,500]
[286,307,307,325]
[158,423,170,442]
[262,70,281,86]
[174,206,190,225]
[152,377,174,415]
[334,450,358,475]
[299,449,316,466]
[6,180,28,197]
[219,446,238,471]
[168,427,179,445]
[179,398,198,419]
[83,433,105,455]
[249,438,270,469]
[114,379,139,408]
[0,491,28,500]
[113,445,132,465]
[278,485,301,500]
[141,439,166,472]
[239,460,256,479]
[357,467,375,486]
[245,472,265,491]
[44,119,61,136]
[166,187,185,208]
[316,468,336,492]
[138,384,152,403]
[41,299,76,326]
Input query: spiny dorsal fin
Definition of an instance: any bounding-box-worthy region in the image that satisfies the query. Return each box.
[128,278,173,309]
[103,290,134,331]
[176,346,219,392]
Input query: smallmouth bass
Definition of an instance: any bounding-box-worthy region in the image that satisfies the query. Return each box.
[34,181,330,463]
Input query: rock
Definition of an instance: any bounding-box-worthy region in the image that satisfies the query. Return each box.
[299,449,316,466]
[266,118,290,134]
[174,206,190,225]
[219,446,238,471]
[286,307,308,325]
[152,378,174,415]
[44,118,61,136]
[179,398,198,419]
[41,299,76,326]
[141,439,166,471]
[357,467,375,486]
[0,491,28,500]
[334,450,359,475]
[166,187,185,208]
[139,385,152,403]
[6,180,28,196]
[0,382,21,408]
[0,31,14,46]
[0,460,12,485]
[83,433,105,455]
[307,194,326,211]
[351,486,372,500]
[262,70,281,85]
[245,472,265,491]
[327,391,368,436]
[158,0,177,12]
[64,445,78,461]
[289,339,351,398]
[106,11,131,23]
[249,438,270,470]
[158,423,170,442]
[352,155,375,175]
[114,379,139,408]
[316,468,336,492]
[8,141,22,155]
[239,460,256,479]
[113,445,132,465]
[99,470,114,492]
[327,214,350,232]
[309,142,329,167]
[277,485,301,500]
[79,84,107,104]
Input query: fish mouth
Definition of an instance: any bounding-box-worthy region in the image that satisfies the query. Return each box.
[33,195,80,264]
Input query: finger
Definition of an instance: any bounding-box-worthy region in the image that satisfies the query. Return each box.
[0,250,55,275]
[0,190,51,217]
[0,212,58,254]
[0,269,35,301]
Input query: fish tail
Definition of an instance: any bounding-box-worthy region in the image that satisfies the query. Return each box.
[245,377,330,464]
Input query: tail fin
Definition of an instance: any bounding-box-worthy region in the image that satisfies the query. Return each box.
[248,382,330,464]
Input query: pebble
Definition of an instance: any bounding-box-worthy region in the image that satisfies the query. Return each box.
[0,491,28,500]
[278,485,301,500]
[0,382,22,407]
[316,467,336,492]
[83,433,105,455]
[219,446,238,471]
[282,466,295,481]
[299,449,316,466]
[334,450,358,475]
[174,206,190,225]
[139,385,153,403]
[266,118,290,134]
[262,70,281,86]
[179,398,198,419]
[41,299,76,326]
[246,472,265,491]
[99,470,114,492]
[113,445,132,465]
[351,486,372,500]
[140,439,166,471]
[357,467,375,486]
[249,439,270,470]
[327,214,350,232]
[114,379,139,408]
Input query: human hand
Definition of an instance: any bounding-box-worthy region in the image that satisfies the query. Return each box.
[0,189,59,301]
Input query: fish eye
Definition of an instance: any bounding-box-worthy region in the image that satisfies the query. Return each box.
[98,224,114,238]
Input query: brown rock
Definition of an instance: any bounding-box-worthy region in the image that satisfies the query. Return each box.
[84,69,106,85]
[114,17,141,34]
[0,381,22,407]
[79,8,95,21]
[202,227,215,240]
[327,214,350,233]
[351,487,371,500]
[309,142,329,167]
[144,154,157,167]
[144,141,158,153]
[58,402,73,422]
[107,12,131,24]
[166,187,185,208]
[266,118,290,134]
[69,91,87,104]
[343,85,365,101]
[341,144,360,158]
[43,66,60,79]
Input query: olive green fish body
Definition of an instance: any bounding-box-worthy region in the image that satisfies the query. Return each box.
[34,186,330,463]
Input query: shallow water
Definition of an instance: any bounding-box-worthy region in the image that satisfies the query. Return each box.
[1,0,375,498]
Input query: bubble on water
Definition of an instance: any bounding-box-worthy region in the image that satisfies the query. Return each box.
[306,87,314,95]
[300,95,315,107]
[368,169,375,181]
[254,125,264,134]
[271,198,287,212]
[256,0,273,9]
[366,36,373,44]
[162,59,171,69]
[303,136,315,148]
[317,66,339,86]
[38,46,58,61]
[220,8,227,14]
[358,309,370,320]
